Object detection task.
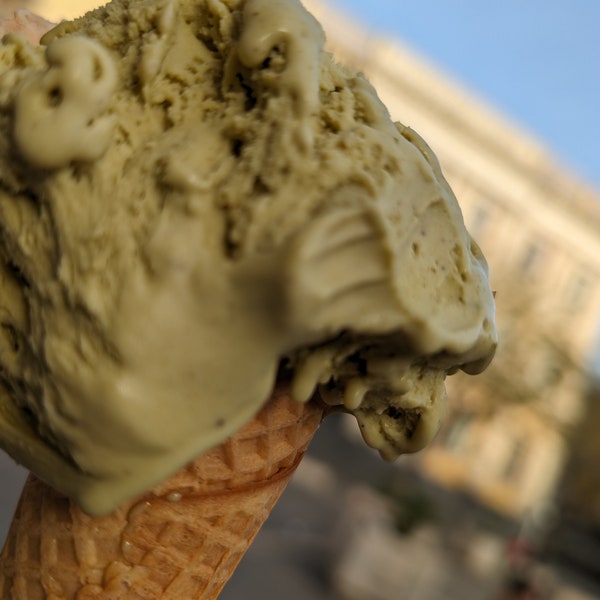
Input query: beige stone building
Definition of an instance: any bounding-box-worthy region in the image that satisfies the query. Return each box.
[305,0,600,520]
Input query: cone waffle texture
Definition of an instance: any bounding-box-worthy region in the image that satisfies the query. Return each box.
[0,390,324,599]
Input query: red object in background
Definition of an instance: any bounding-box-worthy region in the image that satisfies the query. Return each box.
[507,537,535,570]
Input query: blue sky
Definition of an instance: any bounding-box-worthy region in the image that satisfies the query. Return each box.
[328,0,600,191]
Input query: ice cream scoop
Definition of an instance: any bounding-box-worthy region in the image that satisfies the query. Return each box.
[0,0,496,517]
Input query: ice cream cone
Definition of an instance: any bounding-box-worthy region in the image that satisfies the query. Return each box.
[0,387,324,599]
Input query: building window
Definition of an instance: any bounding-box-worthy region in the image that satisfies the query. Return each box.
[444,413,473,453]
[564,270,591,312]
[503,438,527,482]
[469,206,490,238]
[519,242,544,280]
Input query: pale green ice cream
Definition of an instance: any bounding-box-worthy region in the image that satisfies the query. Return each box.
[0,0,497,515]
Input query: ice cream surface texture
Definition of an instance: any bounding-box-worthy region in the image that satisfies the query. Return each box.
[0,0,497,516]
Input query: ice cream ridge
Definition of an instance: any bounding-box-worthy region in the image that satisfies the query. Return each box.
[0,0,497,518]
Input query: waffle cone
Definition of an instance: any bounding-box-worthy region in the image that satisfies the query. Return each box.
[0,388,324,599]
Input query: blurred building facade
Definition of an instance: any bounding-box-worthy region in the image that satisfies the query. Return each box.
[305,0,600,523]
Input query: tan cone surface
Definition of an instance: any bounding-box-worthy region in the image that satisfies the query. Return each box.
[0,390,324,599]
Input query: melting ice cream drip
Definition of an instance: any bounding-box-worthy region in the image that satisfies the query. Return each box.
[13,36,117,169]
[290,339,448,459]
[237,0,325,149]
